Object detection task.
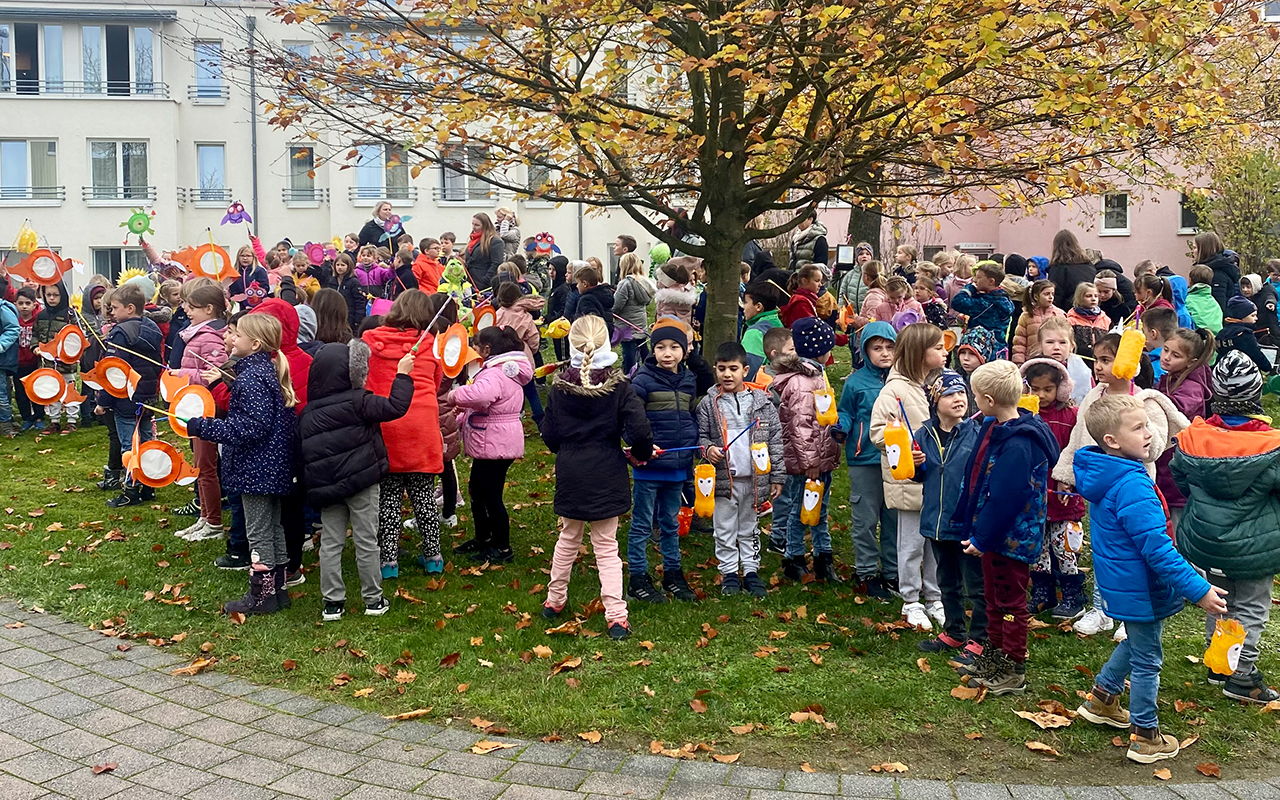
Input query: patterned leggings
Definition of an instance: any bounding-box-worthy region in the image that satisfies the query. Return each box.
[377,472,441,565]
[1031,520,1080,575]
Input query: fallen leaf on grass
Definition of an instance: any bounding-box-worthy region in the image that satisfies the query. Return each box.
[1180,735,1200,749]
[1153,768,1172,781]
[439,652,460,669]
[868,762,908,773]
[1025,741,1060,757]
[532,645,553,658]
[916,657,931,673]
[965,732,983,740]
[471,717,495,730]
[809,653,823,666]
[457,684,469,693]
[1196,762,1221,778]
[353,688,374,698]
[1112,736,1126,747]
[690,699,707,714]
[577,730,602,743]
[92,762,118,775]
[712,753,740,764]
[1074,665,1094,679]
[395,670,416,685]
[282,659,297,671]
[800,762,815,773]
[472,740,518,754]
[383,707,432,720]
[394,586,424,604]
[332,673,353,686]
[170,657,216,677]
[228,612,246,625]
[550,656,581,676]
[639,640,654,650]
[1014,710,1072,730]
[1174,699,1198,713]
[67,583,86,591]
[769,630,788,640]
[950,685,982,701]
[729,724,755,735]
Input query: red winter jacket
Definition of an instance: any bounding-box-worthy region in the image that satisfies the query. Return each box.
[251,299,312,410]
[362,325,445,474]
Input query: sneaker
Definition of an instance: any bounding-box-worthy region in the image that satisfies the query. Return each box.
[782,555,808,581]
[542,602,565,620]
[765,539,786,556]
[65,424,77,434]
[453,538,487,555]
[47,422,60,435]
[301,535,315,552]
[662,568,698,602]
[403,518,418,531]
[951,641,985,670]
[1126,726,1180,764]
[885,576,902,599]
[627,573,669,604]
[1207,668,1231,687]
[473,546,513,564]
[862,576,893,601]
[184,520,225,542]
[975,662,1027,696]
[757,501,772,517]
[742,572,767,598]
[960,649,1009,681]
[1076,685,1131,728]
[442,514,458,529]
[176,518,207,539]
[173,496,201,516]
[1223,671,1280,704]
[1073,607,1114,636]
[106,487,145,508]
[322,601,345,621]
[925,600,946,628]
[365,597,391,616]
[721,574,741,596]
[381,563,399,580]
[607,621,631,641]
[903,602,933,631]
[18,421,35,433]
[424,555,445,574]
[215,552,251,570]
[918,633,964,653]
[1113,623,1127,642]
[286,570,306,587]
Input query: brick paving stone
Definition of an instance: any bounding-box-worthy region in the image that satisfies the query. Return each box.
[130,762,217,794]
[271,695,328,717]
[28,692,102,719]
[576,772,668,798]
[210,753,297,787]
[839,774,898,797]
[498,762,586,790]
[74,707,140,736]
[0,731,35,762]
[228,730,310,760]
[184,776,277,800]
[304,725,381,753]
[77,744,164,779]
[1006,786,1066,800]
[358,738,444,767]
[0,712,71,741]
[37,730,116,760]
[132,702,208,731]
[426,751,513,780]
[57,647,111,667]
[180,717,254,747]
[515,742,578,767]
[253,712,326,739]
[426,728,484,751]
[783,772,842,795]
[497,785,586,800]
[202,698,273,724]
[0,648,54,669]
[155,684,223,709]
[1168,785,1233,800]
[23,661,86,683]
[0,773,47,800]
[240,687,295,707]
[618,754,677,780]
[748,791,837,800]
[92,688,161,713]
[105,786,171,800]
[383,721,443,744]
[0,677,61,703]
[566,748,628,773]
[266,768,358,800]
[118,672,185,693]
[1222,781,1280,800]
[284,745,369,776]
[0,698,28,724]
[344,785,419,800]
[674,761,732,784]
[659,781,752,800]
[416,771,507,800]
[106,723,186,754]
[0,749,82,782]
[154,738,239,769]
[55,675,124,699]
[1115,788,1177,800]
[727,766,784,790]
[304,703,364,726]
[955,784,1014,800]
[343,759,436,791]
[1064,789,1127,800]
[183,671,232,689]
[210,678,258,698]
[42,768,131,800]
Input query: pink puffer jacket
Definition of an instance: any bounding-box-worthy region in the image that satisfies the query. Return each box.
[173,321,229,386]
[772,356,840,474]
[452,352,532,460]
[495,296,546,361]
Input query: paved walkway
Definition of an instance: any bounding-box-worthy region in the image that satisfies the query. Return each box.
[0,602,1275,800]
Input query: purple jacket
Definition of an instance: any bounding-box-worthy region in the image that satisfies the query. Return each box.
[356,263,394,290]
[1156,364,1213,509]
[452,352,533,460]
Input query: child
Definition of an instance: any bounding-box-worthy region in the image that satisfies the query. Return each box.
[495,282,547,424]
[1037,317,1092,406]
[439,231,457,262]
[1011,279,1065,364]
[301,337,415,620]
[773,319,841,581]
[628,320,701,602]
[356,245,393,295]
[697,341,784,596]
[892,244,918,282]
[835,322,899,600]
[871,323,949,630]
[951,261,1015,351]
[1242,272,1280,345]
[780,264,824,328]
[1095,270,1133,324]
[761,325,796,552]
[13,287,43,432]
[187,314,298,616]
[836,251,875,313]
[741,282,782,382]
[573,264,616,338]
[290,252,321,298]
[954,360,1059,695]
[0,292,16,438]
[1021,358,1086,620]
[1134,274,1174,317]
[426,294,462,529]
[449,326,532,563]
[332,254,367,329]
[1074,395,1226,762]
[954,327,996,417]
[912,370,986,658]
[34,282,79,434]
[541,315,653,640]
[1155,327,1216,530]
[1064,282,1110,362]
[169,280,230,541]
[914,276,950,330]
[1219,295,1273,374]
[613,252,656,374]
[160,279,187,365]
[1139,307,1177,384]
[1185,265,1223,334]
[655,259,699,328]
[412,237,445,294]
[851,261,889,327]
[389,247,419,298]
[944,254,974,305]
[872,276,923,327]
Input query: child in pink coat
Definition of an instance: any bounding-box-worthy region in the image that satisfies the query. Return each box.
[448,326,532,563]
[494,282,548,423]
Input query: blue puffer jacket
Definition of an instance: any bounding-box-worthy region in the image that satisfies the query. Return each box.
[1159,269,1195,330]
[835,321,896,467]
[913,417,979,542]
[952,409,1058,563]
[99,316,164,413]
[1075,446,1211,622]
[187,351,296,496]
[0,298,17,373]
[630,358,699,482]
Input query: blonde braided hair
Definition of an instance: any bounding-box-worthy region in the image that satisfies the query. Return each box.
[568,315,609,390]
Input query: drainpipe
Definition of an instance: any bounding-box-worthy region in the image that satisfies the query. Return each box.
[247,16,260,226]
[576,202,584,261]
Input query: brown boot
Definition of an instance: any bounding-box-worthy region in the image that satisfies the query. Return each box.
[1076,685,1130,728]
[1126,725,1179,764]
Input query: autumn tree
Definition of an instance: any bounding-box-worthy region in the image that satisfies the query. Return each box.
[254,0,1275,346]
[1185,145,1280,273]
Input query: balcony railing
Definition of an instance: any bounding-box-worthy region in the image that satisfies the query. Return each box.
[187,85,230,102]
[433,186,497,202]
[178,187,234,206]
[0,186,66,202]
[349,185,417,202]
[82,186,157,202]
[0,81,169,98]
[282,187,329,204]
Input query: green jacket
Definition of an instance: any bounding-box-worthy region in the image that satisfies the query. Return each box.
[1171,419,1280,579]
[1184,284,1223,335]
[741,309,781,381]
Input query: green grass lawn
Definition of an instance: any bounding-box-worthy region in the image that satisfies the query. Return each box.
[1,368,1278,785]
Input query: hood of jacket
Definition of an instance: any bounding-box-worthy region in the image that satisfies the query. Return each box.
[1018,357,1073,405]
[513,295,546,314]
[1174,418,1280,501]
[770,354,824,391]
[81,283,106,317]
[482,351,533,387]
[253,298,301,353]
[1201,251,1240,281]
[858,321,897,379]
[990,406,1059,459]
[1075,445,1149,505]
[37,281,70,320]
[624,274,657,302]
[655,283,699,309]
[307,339,373,401]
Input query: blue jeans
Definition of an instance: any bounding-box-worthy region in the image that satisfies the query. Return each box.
[771,474,797,548]
[522,382,544,423]
[226,492,248,556]
[0,370,12,424]
[621,339,648,376]
[113,409,155,488]
[627,479,683,575]
[784,471,832,558]
[1096,618,1164,729]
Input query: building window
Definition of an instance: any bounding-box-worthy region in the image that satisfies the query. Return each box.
[527,157,552,197]
[353,143,410,200]
[440,144,490,202]
[134,27,155,94]
[287,144,316,202]
[284,41,311,60]
[0,26,10,92]
[1101,193,1129,235]
[1266,0,1280,20]
[43,26,62,92]
[193,40,223,99]
[196,143,226,202]
[1179,192,1201,234]
[89,140,148,200]
[0,140,59,201]
[92,248,147,282]
[82,25,102,93]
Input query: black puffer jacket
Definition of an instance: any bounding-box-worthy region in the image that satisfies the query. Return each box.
[298,340,414,507]
[1048,261,1097,312]
[1200,251,1240,313]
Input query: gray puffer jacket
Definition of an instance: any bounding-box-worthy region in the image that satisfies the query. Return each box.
[612,275,655,340]
[696,386,785,503]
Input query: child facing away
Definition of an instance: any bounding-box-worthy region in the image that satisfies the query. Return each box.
[1011,279,1066,364]
[740,281,783,382]
[1219,295,1273,375]
[425,294,462,529]
[1065,282,1111,362]
[627,319,701,603]
[449,326,533,564]
[1140,306,1178,384]
[912,370,986,662]
[494,282,547,424]
[944,254,974,305]
[834,321,899,600]
[1241,272,1280,345]
[301,336,415,621]
[0,291,17,438]
[1037,317,1092,406]
[951,260,1016,352]
[1185,265,1223,334]
[614,253,657,373]
[698,341,786,596]
[655,258,700,329]
[1021,358,1087,620]
[1135,274,1175,317]
[953,360,1060,695]
[1154,327,1216,530]
[871,323,950,631]
[33,282,79,434]
[573,263,616,339]
[540,315,654,640]
[13,287,43,432]
[1074,395,1227,763]
[187,313,299,616]
[773,318,842,582]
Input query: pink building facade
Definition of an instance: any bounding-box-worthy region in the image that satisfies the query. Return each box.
[817,185,1202,277]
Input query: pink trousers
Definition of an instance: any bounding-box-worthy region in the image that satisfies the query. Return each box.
[546,517,627,624]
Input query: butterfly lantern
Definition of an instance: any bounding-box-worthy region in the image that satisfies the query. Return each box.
[119,208,156,244]
[20,368,86,407]
[221,201,253,226]
[380,214,412,243]
[10,249,74,286]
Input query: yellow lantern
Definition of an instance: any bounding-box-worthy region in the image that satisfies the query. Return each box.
[799,479,824,527]
[693,463,716,518]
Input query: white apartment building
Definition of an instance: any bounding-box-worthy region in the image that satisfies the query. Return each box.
[0,0,653,290]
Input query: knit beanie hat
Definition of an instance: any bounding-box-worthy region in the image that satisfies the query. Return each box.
[650,316,690,353]
[1242,274,1263,295]
[1226,294,1257,321]
[855,242,874,257]
[1211,350,1265,417]
[791,317,835,360]
[927,369,968,405]
[957,327,998,365]
[1003,253,1028,278]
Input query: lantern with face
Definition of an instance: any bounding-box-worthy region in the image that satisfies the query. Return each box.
[799,479,824,526]
[693,463,716,518]
[221,201,253,226]
[750,442,771,475]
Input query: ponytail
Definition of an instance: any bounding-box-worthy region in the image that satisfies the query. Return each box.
[1023,279,1053,314]
[275,355,297,408]
[1166,327,1216,393]
[1136,274,1172,303]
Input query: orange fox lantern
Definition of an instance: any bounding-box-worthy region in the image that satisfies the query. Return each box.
[124,440,200,488]
[799,479,825,527]
[11,249,73,286]
[1204,617,1247,676]
[884,417,914,481]
[20,368,74,406]
[36,325,88,365]
[168,385,216,438]
[81,357,135,398]
[693,463,716,517]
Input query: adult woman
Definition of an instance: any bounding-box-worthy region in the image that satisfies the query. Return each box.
[495,207,522,260]
[1046,230,1097,312]
[358,200,410,249]
[465,213,505,289]
[1192,231,1240,314]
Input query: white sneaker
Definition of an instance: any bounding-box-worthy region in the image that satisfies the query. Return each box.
[903,602,933,631]
[302,535,315,552]
[1073,607,1115,636]
[925,600,946,628]
[442,515,458,529]
[403,518,418,531]
[1112,622,1127,642]
[176,518,206,539]
[184,520,225,542]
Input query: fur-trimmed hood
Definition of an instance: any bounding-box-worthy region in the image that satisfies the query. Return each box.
[654,284,699,309]
[1019,357,1073,405]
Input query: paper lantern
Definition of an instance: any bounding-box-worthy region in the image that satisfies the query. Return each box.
[187,243,235,281]
[884,417,914,481]
[1017,394,1040,414]
[11,249,73,286]
[436,323,481,379]
[168,384,215,438]
[1112,328,1146,381]
[693,463,716,517]
[159,370,190,403]
[36,325,88,365]
[124,440,200,488]
[473,305,497,333]
[1065,520,1084,553]
[20,368,68,405]
[799,479,824,527]
[1204,617,1246,676]
[942,329,958,352]
[543,318,571,339]
[813,385,837,427]
[82,356,133,398]
[751,442,771,475]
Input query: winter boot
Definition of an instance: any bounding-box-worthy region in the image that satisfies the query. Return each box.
[782,555,808,582]
[1051,573,1087,621]
[742,572,768,598]
[1076,684,1130,728]
[106,484,145,508]
[813,552,842,583]
[1223,669,1280,704]
[662,567,698,602]
[96,467,123,492]
[975,658,1027,696]
[1027,571,1056,615]
[224,570,265,616]
[1126,725,1180,764]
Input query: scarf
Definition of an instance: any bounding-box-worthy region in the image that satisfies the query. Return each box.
[1072,305,1102,319]
[570,344,619,370]
[467,230,484,255]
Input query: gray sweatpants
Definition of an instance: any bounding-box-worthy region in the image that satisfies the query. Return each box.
[849,465,898,580]
[243,494,288,568]
[714,478,760,576]
[896,510,940,604]
[320,483,383,607]
[1203,571,1273,679]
